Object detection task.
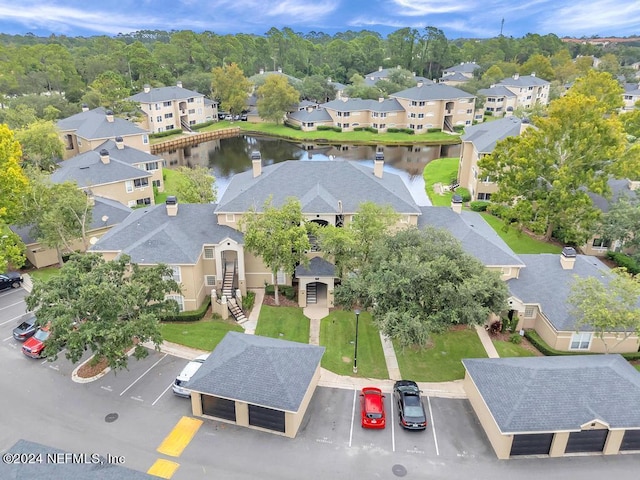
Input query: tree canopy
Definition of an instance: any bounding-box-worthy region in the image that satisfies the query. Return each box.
[256,74,300,123]
[569,267,640,354]
[211,63,252,115]
[15,120,64,171]
[25,253,180,370]
[240,197,310,305]
[175,166,217,204]
[335,227,509,347]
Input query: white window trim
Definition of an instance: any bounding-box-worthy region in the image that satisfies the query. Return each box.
[524,306,535,318]
[205,275,216,286]
[125,180,134,193]
[226,214,235,222]
[166,294,184,312]
[170,265,181,283]
[204,247,215,259]
[569,332,592,351]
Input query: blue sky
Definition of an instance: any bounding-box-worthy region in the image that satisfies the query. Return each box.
[0,0,638,39]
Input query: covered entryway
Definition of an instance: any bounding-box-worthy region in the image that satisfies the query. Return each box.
[202,396,236,422]
[565,429,608,454]
[248,405,285,433]
[295,257,335,308]
[620,430,640,451]
[510,433,553,456]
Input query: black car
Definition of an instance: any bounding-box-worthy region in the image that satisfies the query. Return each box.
[0,272,22,291]
[393,380,427,430]
[13,315,38,341]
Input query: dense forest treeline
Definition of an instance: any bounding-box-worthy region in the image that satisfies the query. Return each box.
[0,27,639,122]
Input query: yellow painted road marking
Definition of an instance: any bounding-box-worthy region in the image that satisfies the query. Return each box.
[157,416,203,457]
[147,458,180,479]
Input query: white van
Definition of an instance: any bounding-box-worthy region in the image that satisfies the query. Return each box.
[172,354,209,397]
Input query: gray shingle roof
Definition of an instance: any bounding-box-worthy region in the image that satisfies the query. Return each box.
[215,160,421,215]
[477,85,517,98]
[587,178,638,213]
[443,62,480,75]
[248,70,302,84]
[417,207,524,267]
[57,107,148,139]
[392,83,475,101]
[188,332,325,412]
[4,439,155,479]
[461,117,523,153]
[288,108,333,123]
[507,254,611,331]
[463,355,640,433]
[295,256,336,277]
[322,97,404,113]
[91,203,243,264]
[128,85,204,103]
[50,144,154,187]
[439,72,470,82]
[11,196,132,244]
[497,74,550,87]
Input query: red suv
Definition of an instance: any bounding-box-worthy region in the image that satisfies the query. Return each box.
[22,325,51,358]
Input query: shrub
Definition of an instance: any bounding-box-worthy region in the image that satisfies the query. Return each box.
[265,284,296,300]
[354,127,363,131]
[509,333,523,344]
[427,128,442,133]
[365,127,378,133]
[452,125,465,133]
[243,291,256,311]
[162,295,211,322]
[469,200,490,212]
[606,251,640,275]
[332,126,342,132]
[191,120,216,131]
[316,125,333,131]
[455,187,471,202]
[149,128,183,139]
[484,111,493,117]
[524,329,640,361]
[387,127,400,133]
[284,122,302,130]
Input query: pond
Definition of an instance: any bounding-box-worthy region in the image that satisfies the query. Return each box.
[158,135,461,206]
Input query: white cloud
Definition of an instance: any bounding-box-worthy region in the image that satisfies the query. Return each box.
[538,0,640,35]
[390,0,470,16]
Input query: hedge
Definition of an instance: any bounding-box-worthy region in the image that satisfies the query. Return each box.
[191,120,216,131]
[265,284,296,300]
[149,128,183,139]
[470,200,490,212]
[243,291,256,312]
[161,295,211,322]
[606,251,640,275]
[284,122,302,130]
[524,329,640,361]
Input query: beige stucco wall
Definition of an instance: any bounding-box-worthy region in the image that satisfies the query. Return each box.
[286,364,321,437]
[88,180,155,207]
[463,372,512,459]
[604,430,625,455]
[549,432,570,457]
[140,95,214,134]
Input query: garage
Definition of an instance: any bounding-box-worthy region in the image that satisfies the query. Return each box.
[510,433,553,456]
[202,395,236,422]
[187,332,325,438]
[462,355,640,459]
[565,429,608,453]
[620,430,640,451]
[248,405,285,433]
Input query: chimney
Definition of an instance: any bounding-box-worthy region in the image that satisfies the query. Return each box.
[81,103,89,112]
[396,65,401,69]
[99,149,110,164]
[451,193,463,214]
[513,73,520,80]
[259,68,264,75]
[105,110,114,122]
[143,84,151,93]
[378,97,384,103]
[166,196,178,217]
[531,72,536,77]
[327,76,332,83]
[417,80,424,88]
[560,246,577,270]
[115,136,124,149]
[412,72,416,77]
[177,80,183,88]
[277,67,282,73]
[252,159,262,177]
[628,179,640,191]
[373,159,384,178]
[378,66,383,72]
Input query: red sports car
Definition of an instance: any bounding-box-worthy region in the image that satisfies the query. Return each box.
[22,325,50,358]
[360,387,386,429]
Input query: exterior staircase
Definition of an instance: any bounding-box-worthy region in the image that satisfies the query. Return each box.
[222,261,246,323]
[181,119,193,132]
[307,282,317,304]
[228,297,247,323]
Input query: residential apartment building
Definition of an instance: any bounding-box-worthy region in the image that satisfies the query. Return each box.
[319,97,405,132]
[495,73,550,109]
[476,86,518,117]
[129,82,217,133]
[457,117,528,201]
[622,83,640,112]
[57,107,150,160]
[362,65,431,87]
[439,62,480,86]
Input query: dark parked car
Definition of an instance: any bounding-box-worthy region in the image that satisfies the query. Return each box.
[393,380,427,430]
[0,272,22,291]
[217,112,228,120]
[13,315,38,341]
[240,114,248,121]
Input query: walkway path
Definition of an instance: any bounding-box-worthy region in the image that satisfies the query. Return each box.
[475,325,500,358]
[303,305,328,346]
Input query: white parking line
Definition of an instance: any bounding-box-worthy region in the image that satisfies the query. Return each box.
[151,382,174,406]
[0,300,26,313]
[119,354,167,396]
[348,388,357,447]
[0,314,26,327]
[3,336,13,342]
[427,395,440,456]
[390,394,396,452]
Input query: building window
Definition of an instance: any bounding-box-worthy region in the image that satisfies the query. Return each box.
[466,109,473,114]
[188,109,196,114]
[418,113,424,118]
[188,98,195,103]
[125,180,134,193]
[136,197,151,206]
[204,247,215,259]
[134,178,149,188]
[592,238,611,248]
[465,120,471,125]
[372,123,378,128]
[409,124,415,129]
[487,98,496,102]
[570,332,592,350]
[155,104,161,110]
[380,113,387,118]
[145,161,159,171]
[205,275,216,286]
[156,116,162,123]
[226,214,235,222]
[166,294,184,312]
[276,269,286,285]
[343,123,349,128]
[524,306,535,318]
[164,113,173,119]
[143,135,149,145]
[166,124,174,130]
[163,101,172,107]
[127,200,136,207]
[419,101,425,106]
[411,101,417,106]
[416,125,423,130]
[170,265,181,282]
[477,192,492,200]
[152,179,161,188]
[379,123,386,129]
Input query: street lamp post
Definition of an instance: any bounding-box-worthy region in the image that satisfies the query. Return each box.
[353,309,360,374]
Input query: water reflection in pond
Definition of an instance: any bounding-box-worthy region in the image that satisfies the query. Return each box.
[158,135,460,206]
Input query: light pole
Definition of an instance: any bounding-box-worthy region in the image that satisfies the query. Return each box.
[353,309,360,374]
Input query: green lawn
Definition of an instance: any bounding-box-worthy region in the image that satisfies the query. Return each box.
[395,327,488,382]
[28,266,61,282]
[423,157,459,206]
[479,213,563,254]
[201,120,458,145]
[255,305,310,344]
[160,318,243,351]
[492,339,537,357]
[155,168,186,204]
[635,364,640,372]
[320,310,388,379]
